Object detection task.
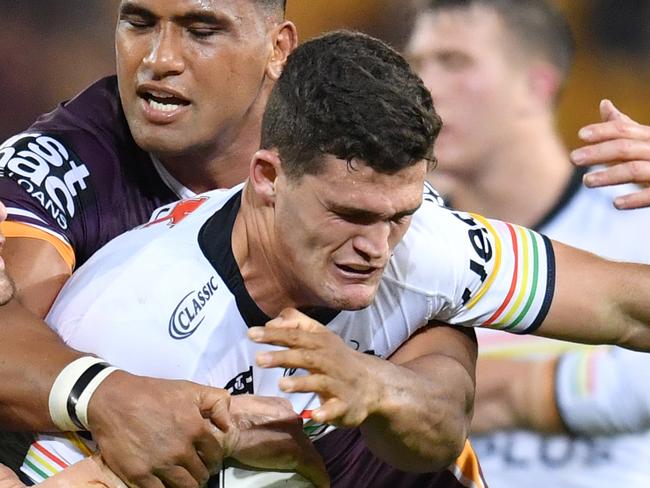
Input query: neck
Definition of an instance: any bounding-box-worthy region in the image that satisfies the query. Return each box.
[446,116,573,228]
[158,139,257,194]
[156,83,270,193]
[232,185,300,318]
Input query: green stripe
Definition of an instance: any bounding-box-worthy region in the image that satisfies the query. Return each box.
[504,230,540,330]
[23,457,51,481]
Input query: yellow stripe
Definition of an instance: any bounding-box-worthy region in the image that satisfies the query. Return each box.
[25,448,61,476]
[64,432,94,457]
[497,226,530,325]
[1,221,75,271]
[466,214,502,310]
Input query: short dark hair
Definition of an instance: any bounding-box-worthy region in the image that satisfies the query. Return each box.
[255,0,286,17]
[261,30,441,179]
[421,0,575,80]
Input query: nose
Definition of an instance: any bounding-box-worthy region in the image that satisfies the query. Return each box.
[143,24,185,78]
[352,222,391,264]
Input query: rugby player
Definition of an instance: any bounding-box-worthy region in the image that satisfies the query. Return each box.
[406,0,650,485]
[0,0,305,485]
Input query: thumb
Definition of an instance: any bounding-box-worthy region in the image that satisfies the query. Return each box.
[198,385,233,433]
[600,99,633,123]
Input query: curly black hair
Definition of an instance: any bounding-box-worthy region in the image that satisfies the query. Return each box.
[261,30,441,178]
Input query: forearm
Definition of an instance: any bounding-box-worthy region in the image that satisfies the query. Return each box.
[0,300,83,430]
[360,353,473,472]
[472,356,563,434]
[543,242,650,351]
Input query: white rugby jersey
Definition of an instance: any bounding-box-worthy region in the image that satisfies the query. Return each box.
[474,174,650,488]
[23,182,554,486]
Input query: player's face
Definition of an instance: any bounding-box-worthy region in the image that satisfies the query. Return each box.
[0,202,16,305]
[116,0,279,158]
[273,157,427,311]
[405,7,528,194]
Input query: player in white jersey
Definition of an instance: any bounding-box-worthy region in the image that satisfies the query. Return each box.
[19,29,650,488]
[406,0,650,486]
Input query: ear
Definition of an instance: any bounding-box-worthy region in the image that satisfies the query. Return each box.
[527,61,562,108]
[250,149,282,205]
[266,21,298,81]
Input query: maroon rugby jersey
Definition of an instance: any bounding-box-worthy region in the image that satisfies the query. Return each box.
[0,75,179,268]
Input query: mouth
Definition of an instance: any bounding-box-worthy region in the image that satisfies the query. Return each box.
[136,86,191,120]
[334,263,379,279]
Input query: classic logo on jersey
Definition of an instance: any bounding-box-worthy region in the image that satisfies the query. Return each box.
[0,133,91,230]
[225,367,254,395]
[168,276,219,339]
[145,196,209,228]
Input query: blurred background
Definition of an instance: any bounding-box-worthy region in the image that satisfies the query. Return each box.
[1,0,648,148]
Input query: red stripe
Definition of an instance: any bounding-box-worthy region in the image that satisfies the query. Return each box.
[300,410,313,420]
[483,223,519,326]
[33,442,69,469]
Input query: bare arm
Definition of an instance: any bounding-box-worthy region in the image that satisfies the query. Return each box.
[534,240,650,351]
[471,356,563,434]
[571,99,650,209]
[0,237,81,430]
[249,310,476,472]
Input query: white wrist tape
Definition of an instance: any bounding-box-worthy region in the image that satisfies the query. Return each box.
[48,357,118,431]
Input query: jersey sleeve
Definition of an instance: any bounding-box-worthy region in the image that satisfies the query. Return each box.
[403,196,556,334]
[0,131,100,270]
[555,346,650,435]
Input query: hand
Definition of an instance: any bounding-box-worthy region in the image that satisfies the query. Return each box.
[226,395,329,488]
[571,99,650,209]
[87,371,232,488]
[0,465,23,488]
[38,456,127,488]
[248,308,383,428]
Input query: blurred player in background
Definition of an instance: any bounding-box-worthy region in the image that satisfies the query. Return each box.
[406,0,650,486]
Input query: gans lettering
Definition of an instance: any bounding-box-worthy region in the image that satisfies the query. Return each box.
[453,212,492,305]
[0,134,90,230]
[168,276,219,339]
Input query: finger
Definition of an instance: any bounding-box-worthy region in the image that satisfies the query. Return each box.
[600,99,633,123]
[266,310,326,333]
[198,386,232,433]
[613,187,650,210]
[249,326,324,350]
[155,465,203,488]
[312,398,350,424]
[571,139,650,167]
[124,474,166,488]
[258,346,330,372]
[583,161,650,189]
[577,120,650,144]
[279,373,336,395]
[293,452,330,488]
[179,450,211,486]
[195,419,226,472]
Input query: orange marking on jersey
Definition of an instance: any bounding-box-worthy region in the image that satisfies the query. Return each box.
[144,197,209,228]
